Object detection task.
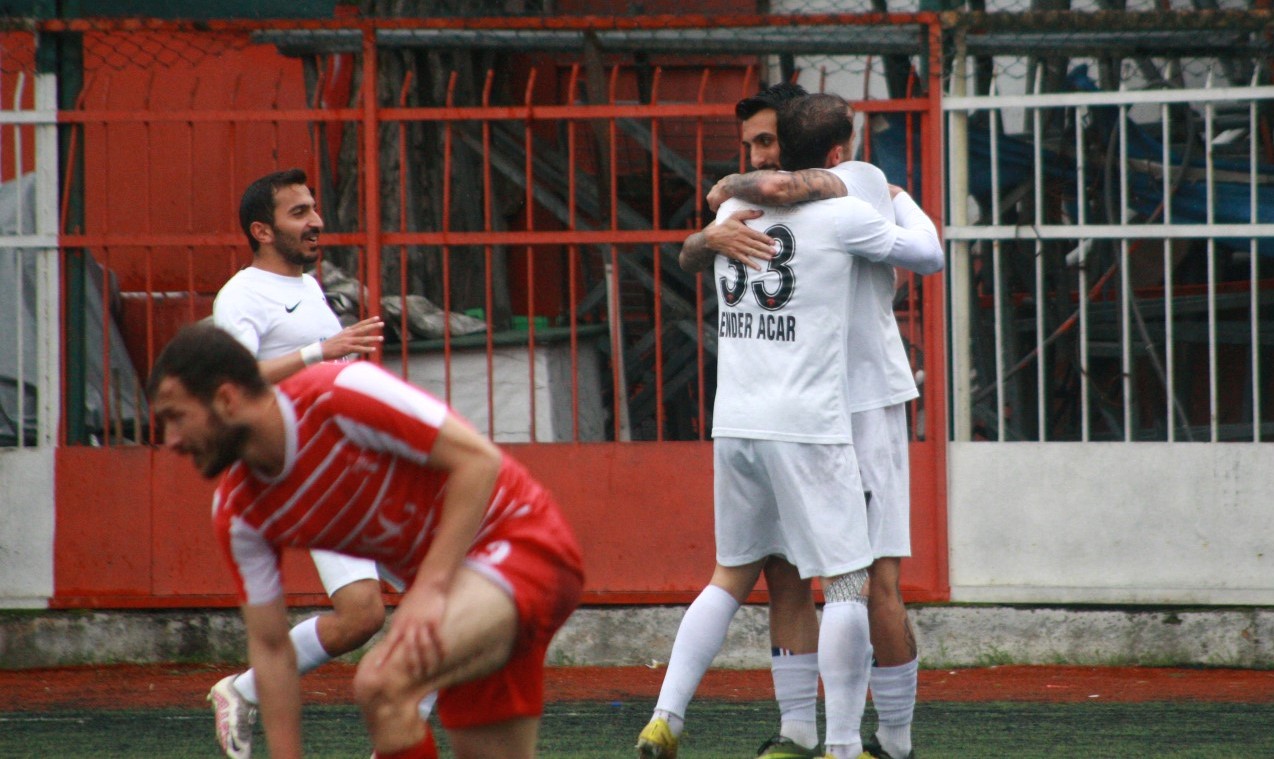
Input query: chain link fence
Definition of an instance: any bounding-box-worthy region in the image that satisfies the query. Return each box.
[943,7,1271,93]
[83,29,251,72]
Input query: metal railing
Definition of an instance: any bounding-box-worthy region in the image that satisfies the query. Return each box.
[1,14,946,449]
[946,57,1274,442]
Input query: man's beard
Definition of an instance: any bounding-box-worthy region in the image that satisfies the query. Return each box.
[196,416,251,478]
[274,228,320,267]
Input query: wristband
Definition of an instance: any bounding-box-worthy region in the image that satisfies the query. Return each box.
[300,341,324,366]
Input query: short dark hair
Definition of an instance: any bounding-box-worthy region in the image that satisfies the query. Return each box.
[735,82,808,121]
[146,322,268,403]
[239,168,308,252]
[777,94,854,172]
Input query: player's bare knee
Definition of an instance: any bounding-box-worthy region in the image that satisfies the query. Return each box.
[708,561,764,603]
[768,574,814,618]
[352,653,409,709]
[762,557,803,585]
[868,559,904,601]
[764,559,811,597]
[351,663,384,709]
[342,602,386,645]
[824,568,870,605]
[769,587,814,618]
[330,582,387,644]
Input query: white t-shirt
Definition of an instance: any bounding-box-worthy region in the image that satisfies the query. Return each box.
[212,267,341,359]
[711,194,898,443]
[828,161,927,412]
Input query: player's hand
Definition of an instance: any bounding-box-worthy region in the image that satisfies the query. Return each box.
[888,183,905,199]
[378,586,447,680]
[323,316,384,360]
[706,174,744,212]
[705,209,774,271]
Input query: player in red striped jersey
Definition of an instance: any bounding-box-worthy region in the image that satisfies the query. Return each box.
[148,323,584,759]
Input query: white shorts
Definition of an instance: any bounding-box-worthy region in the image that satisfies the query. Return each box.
[853,403,912,559]
[714,437,872,580]
[311,549,381,596]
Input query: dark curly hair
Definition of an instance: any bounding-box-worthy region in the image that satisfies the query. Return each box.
[734,82,809,121]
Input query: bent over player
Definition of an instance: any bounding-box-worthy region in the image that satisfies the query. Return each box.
[148,323,584,759]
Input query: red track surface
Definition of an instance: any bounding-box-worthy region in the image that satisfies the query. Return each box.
[3,664,1272,712]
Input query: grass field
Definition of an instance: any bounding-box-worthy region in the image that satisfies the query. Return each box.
[3,698,1274,757]
[2,665,1273,757]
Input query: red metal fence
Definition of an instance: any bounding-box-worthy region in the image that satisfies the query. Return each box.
[8,14,949,605]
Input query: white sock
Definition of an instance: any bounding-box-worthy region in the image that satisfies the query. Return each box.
[417,691,438,720]
[652,709,685,737]
[234,616,331,704]
[871,658,918,758]
[652,584,740,733]
[771,651,819,748]
[818,600,872,756]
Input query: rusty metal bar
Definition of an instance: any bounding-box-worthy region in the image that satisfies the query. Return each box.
[99,110,112,445]
[567,66,582,442]
[360,28,382,361]
[922,18,946,449]
[37,13,949,35]
[55,231,702,249]
[607,64,627,442]
[481,69,496,439]
[650,66,665,441]
[523,69,538,442]
[397,70,412,380]
[693,68,709,441]
[443,70,459,407]
[903,69,922,442]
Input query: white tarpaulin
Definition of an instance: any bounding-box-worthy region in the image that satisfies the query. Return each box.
[1,174,146,446]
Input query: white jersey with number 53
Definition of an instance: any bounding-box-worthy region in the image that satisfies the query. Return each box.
[711,194,898,444]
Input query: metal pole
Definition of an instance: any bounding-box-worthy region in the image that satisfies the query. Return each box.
[948,28,973,442]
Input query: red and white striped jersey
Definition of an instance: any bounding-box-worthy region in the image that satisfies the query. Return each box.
[212,361,551,606]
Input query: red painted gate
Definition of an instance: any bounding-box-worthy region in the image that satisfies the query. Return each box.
[27,14,948,608]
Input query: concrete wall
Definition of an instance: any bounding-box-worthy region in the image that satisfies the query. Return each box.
[4,604,1272,669]
[0,448,54,609]
[948,442,1274,605]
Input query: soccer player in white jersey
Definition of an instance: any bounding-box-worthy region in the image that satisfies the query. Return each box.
[148,323,584,759]
[675,86,940,759]
[650,84,835,759]
[207,168,390,759]
[705,94,943,759]
[637,93,942,759]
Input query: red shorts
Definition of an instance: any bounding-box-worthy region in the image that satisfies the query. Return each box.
[435,491,584,730]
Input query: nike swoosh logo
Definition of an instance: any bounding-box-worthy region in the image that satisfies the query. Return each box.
[285,301,302,313]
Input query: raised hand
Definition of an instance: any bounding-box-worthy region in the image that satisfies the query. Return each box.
[324,316,384,360]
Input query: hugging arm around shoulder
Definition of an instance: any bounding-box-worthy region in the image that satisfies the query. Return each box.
[882,191,944,275]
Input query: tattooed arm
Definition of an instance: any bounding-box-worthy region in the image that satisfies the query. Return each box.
[706,169,848,212]
[679,229,717,273]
